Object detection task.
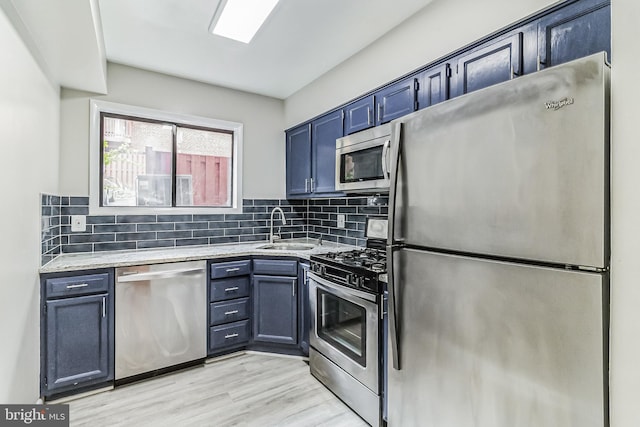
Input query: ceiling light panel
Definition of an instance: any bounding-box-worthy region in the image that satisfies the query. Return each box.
[210,0,280,44]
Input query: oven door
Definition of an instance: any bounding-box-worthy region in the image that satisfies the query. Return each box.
[336,125,391,192]
[309,272,380,393]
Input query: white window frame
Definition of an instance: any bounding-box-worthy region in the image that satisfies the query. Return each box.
[89,100,243,215]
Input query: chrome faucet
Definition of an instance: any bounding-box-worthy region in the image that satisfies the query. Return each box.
[269,207,287,244]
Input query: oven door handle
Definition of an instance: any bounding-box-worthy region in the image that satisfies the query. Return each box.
[308,272,378,304]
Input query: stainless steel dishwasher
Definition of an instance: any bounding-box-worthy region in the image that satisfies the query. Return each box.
[115,260,207,380]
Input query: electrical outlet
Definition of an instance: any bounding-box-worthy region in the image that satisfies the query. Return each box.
[71,215,86,232]
[337,214,346,228]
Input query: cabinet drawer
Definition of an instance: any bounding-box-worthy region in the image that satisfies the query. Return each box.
[209,320,250,351]
[210,298,250,326]
[45,273,110,298]
[252,259,298,276]
[210,260,251,279]
[210,276,250,302]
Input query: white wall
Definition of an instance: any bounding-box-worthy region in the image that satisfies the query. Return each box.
[0,7,60,403]
[609,1,640,426]
[284,0,556,127]
[59,63,285,199]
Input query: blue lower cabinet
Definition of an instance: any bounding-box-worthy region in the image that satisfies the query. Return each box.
[253,275,298,345]
[208,259,252,355]
[41,269,114,398]
[209,320,251,352]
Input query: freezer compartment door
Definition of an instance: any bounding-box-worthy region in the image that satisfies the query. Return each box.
[393,53,609,269]
[387,248,607,427]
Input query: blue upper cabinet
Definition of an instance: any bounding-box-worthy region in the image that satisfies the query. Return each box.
[454,32,523,97]
[286,112,344,199]
[286,124,312,197]
[375,77,418,125]
[417,63,451,110]
[344,95,375,135]
[537,0,610,69]
[311,110,344,195]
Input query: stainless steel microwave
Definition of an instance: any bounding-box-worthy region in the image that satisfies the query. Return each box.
[335,123,392,193]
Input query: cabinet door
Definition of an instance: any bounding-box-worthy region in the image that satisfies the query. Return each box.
[455,33,523,97]
[344,95,375,135]
[375,77,417,125]
[311,110,344,195]
[253,275,298,345]
[537,0,610,69]
[44,294,112,393]
[286,124,312,197]
[417,63,450,110]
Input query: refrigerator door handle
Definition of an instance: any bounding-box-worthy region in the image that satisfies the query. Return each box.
[387,245,401,370]
[388,121,403,246]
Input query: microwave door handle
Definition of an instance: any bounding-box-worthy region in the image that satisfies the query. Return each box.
[381,139,391,179]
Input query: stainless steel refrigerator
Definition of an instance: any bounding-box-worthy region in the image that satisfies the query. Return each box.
[386,52,609,427]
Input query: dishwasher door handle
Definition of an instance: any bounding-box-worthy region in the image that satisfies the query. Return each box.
[117,267,205,283]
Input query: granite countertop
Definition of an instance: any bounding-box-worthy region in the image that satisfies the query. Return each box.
[40,238,356,273]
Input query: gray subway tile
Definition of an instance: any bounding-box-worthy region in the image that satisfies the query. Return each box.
[242,206,267,213]
[87,215,116,225]
[193,214,225,222]
[69,196,89,206]
[157,214,193,222]
[210,236,239,244]
[193,229,225,238]
[94,242,136,252]
[69,233,115,244]
[209,221,239,229]
[116,232,157,241]
[137,240,175,249]
[157,230,192,239]
[93,224,137,233]
[224,228,254,236]
[175,222,209,230]
[224,213,252,221]
[347,197,368,205]
[117,215,157,223]
[63,244,93,254]
[137,223,174,232]
[61,206,89,215]
[176,238,208,247]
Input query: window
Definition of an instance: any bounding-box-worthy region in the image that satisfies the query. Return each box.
[90,100,243,214]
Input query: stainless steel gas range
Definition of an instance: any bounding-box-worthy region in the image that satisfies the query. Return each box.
[308,218,387,427]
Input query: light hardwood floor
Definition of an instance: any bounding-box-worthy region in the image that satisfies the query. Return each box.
[68,352,369,427]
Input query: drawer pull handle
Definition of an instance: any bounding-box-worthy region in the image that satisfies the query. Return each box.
[66,283,89,289]
[226,268,240,272]
[224,287,239,292]
[225,333,239,339]
[224,310,239,315]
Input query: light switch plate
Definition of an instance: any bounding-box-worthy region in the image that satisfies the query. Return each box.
[71,215,86,232]
[337,214,346,228]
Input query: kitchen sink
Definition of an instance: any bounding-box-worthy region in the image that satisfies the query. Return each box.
[257,243,316,251]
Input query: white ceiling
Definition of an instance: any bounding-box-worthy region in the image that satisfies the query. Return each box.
[2,0,434,98]
[97,0,434,99]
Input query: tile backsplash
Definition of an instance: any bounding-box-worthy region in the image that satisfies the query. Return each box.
[40,194,388,265]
